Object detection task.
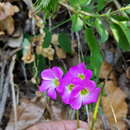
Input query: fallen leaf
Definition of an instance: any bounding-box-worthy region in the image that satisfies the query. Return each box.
[0,16,15,35]
[32,34,45,46]
[0,2,19,20]
[22,0,33,9]
[100,61,128,130]
[36,45,43,55]
[22,38,35,64]
[7,31,23,48]
[42,46,55,61]
[51,34,59,46]
[55,47,66,59]
[126,66,130,79]
[48,100,68,120]
[99,61,116,80]
[118,73,130,99]
[5,97,46,130]
[22,52,35,64]
[27,120,88,130]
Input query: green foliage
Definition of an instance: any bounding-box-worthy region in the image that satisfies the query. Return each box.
[111,15,129,21]
[97,0,106,11]
[34,0,130,76]
[118,22,130,46]
[71,14,83,32]
[43,28,52,48]
[34,0,51,9]
[58,33,72,54]
[34,0,59,16]
[95,18,108,43]
[22,38,30,56]
[85,28,103,76]
[110,23,130,51]
[36,54,46,76]
[69,0,91,8]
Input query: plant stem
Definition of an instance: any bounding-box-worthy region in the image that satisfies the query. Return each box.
[76,110,80,128]
[90,94,101,130]
[59,1,97,17]
[112,0,127,17]
[59,1,130,18]
[51,18,71,31]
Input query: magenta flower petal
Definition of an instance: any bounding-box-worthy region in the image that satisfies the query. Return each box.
[69,79,100,109]
[52,67,63,79]
[48,88,57,100]
[62,90,70,104]
[72,80,96,93]
[70,95,82,110]
[39,80,51,92]
[57,73,72,94]
[68,63,93,80]
[82,88,100,104]
[41,69,56,80]
[84,69,92,79]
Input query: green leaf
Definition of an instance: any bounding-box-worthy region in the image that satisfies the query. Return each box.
[43,28,52,48]
[69,0,91,7]
[110,23,130,51]
[125,4,130,14]
[36,54,46,76]
[111,15,129,21]
[58,33,72,54]
[79,0,92,6]
[118,22,130,46]
[95,18,108,43]
[34,0,51,9]
[97,0,106,11]
[85,28,103,76]
[71,14,83,32]
[22,38,30,56]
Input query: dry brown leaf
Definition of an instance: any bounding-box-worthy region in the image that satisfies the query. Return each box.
[51,34,59,46]
[100,61,128,130]
[42,46,55,61]
[27,120,88,130]
[7,31,23,47]
[5,97,46,130]
[118,73,130,100]
[36,45,43,55]
[0,2,19,36]
[126,66,130,79]
[35,16,44,28]
[22,39,35,64]
[0,2,19,20]
[71,40,77,52]
[55,47,66,59]
[48,100,68,120]
[32,34,45,46]
[22,52,35,64]
[99,61,116,80]
[0,16,15,35]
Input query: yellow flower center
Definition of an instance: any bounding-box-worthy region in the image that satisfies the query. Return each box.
[80,88,89,95]
[53,79,60,86]
[68,84,74,91]
[78,74,85,80]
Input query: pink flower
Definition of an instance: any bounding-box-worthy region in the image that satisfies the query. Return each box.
[57,72,80,104]
[68,63,92,80]
[39,67,63,100]
[69,80,100,110]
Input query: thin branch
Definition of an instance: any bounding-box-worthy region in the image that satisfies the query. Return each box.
[59,1,130,17]
[112,0,127,16]
[59,2,96,17]
[9,55,17,130]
